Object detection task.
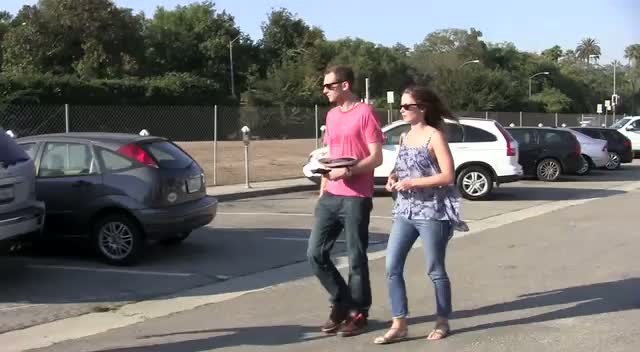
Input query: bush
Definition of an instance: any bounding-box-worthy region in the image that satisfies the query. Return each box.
[0,73,237,105]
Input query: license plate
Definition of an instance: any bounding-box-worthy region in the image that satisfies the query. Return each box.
[0,186,14,201]
[186,176,202,193]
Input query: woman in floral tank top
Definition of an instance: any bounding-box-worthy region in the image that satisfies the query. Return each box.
[373,86,468,345]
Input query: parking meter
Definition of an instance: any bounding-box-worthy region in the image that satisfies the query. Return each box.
[320,125,326,145]
[241,126,251,145]
[241,126,251,188]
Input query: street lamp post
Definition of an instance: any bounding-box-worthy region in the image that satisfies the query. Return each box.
[229,34,241,98]
[529,71,550,97]
[459,59,480,68]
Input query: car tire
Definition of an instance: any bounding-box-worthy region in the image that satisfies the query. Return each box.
[92,213,145,266]
[605,152,621,170]
[456,166,494,200]
[536,158,562,182]
[576,155,591,175]
[159,232,191,246]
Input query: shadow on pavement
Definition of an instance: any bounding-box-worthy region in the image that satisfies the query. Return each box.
[84,278,640,351]
[0,227,389,333]
[407,277,640,336]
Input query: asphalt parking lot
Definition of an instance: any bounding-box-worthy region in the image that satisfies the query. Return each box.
[1,160,639,334]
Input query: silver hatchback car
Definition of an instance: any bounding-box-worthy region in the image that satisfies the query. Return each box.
[0,128,46,251]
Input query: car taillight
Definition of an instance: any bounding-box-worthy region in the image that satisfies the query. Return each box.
[602,143,607,152]
[576,141,581,155]
[117,144,158,168]
[624,140,631,149]
[495,123,516,156]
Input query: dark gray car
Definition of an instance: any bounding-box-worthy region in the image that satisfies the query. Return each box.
[16,132,218,265]
[1,128,46,251]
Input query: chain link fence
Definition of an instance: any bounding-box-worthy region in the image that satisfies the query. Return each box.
[0,104,629,186]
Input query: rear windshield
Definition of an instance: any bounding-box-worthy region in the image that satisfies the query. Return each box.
[610,118,630,129]
[0,128,30,166]
[601,129,628,143]
[140,141,194,169]
[573,128,602,139]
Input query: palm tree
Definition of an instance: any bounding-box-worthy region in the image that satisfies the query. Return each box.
[576,38,601,63]
[624,44,640,67]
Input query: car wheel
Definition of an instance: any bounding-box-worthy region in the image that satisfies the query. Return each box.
[605,152,621,170]
[159,232,191,246]
[536,158,562,181]
[576,155,590,175]
[92,214,144,266]
[456,166,493,200]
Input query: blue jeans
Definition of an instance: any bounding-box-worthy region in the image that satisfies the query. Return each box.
[385,215,453,319]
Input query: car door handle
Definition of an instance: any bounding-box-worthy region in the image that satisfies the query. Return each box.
[72,180,91,188]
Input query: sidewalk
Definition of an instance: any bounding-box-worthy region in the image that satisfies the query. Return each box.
[207,178,317,201]
[23,189,640,351]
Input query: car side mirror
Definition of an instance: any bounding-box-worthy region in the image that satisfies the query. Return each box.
[626,125,635,131]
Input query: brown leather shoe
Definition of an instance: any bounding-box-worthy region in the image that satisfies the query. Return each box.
[337,312,368,337]
[321,304,349,334]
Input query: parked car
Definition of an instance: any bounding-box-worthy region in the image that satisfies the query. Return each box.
[505,127,581,181]
[560,128,608,175]
[15,132,218,265]
[570,127,634,169]
[609,116,640,156]
[303,117,523,200]
[1,127,46,252]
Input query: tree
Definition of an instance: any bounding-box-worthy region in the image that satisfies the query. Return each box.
[0,11,12,70]
[542,45,563,63]
[259,8,325,65]
[530,87,572,112]
[2,0,145,78]
[576,38,601,63]
[144,0,254,92]
[624,44,640,67]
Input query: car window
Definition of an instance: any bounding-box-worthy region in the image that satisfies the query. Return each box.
[140,141,194,169]
[462,125,497,142]
[575,129,602,139]
[507,129,536,145]
[39,142,96,177]
[444,123,463,143]
[632,120,640,128]
[610,118,630,129]
[542,131,574,146]
[97,147,134,172]
[19,143,38,159]
[1,128,31,166]
[384,125,410,145]
[602,130,626,143]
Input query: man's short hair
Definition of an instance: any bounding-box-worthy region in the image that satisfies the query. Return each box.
[324,65,355,89]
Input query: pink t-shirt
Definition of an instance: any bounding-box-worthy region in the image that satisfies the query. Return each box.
[323,103,384,198]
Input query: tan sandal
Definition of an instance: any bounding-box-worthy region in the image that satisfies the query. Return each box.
[373,327,408,345]
[427,323,450,340]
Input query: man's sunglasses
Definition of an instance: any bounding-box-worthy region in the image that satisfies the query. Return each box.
[400,104,422,110]
[322,80,346,90]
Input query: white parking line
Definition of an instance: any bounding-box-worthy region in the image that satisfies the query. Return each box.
[265,237,385,245]
[0,304,41,312]
[27,265,195,277]
[218,211,394,220]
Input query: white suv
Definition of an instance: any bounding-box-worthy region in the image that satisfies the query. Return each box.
[303,117,523,200]
[1,127,46,252]
[610,116,640,154]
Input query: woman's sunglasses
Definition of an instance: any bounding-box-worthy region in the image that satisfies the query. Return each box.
[399,104,421,110]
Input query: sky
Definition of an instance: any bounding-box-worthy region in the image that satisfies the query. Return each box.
[3,0,639,63]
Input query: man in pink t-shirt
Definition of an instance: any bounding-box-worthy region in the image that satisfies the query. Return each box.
[307,65,384,337]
